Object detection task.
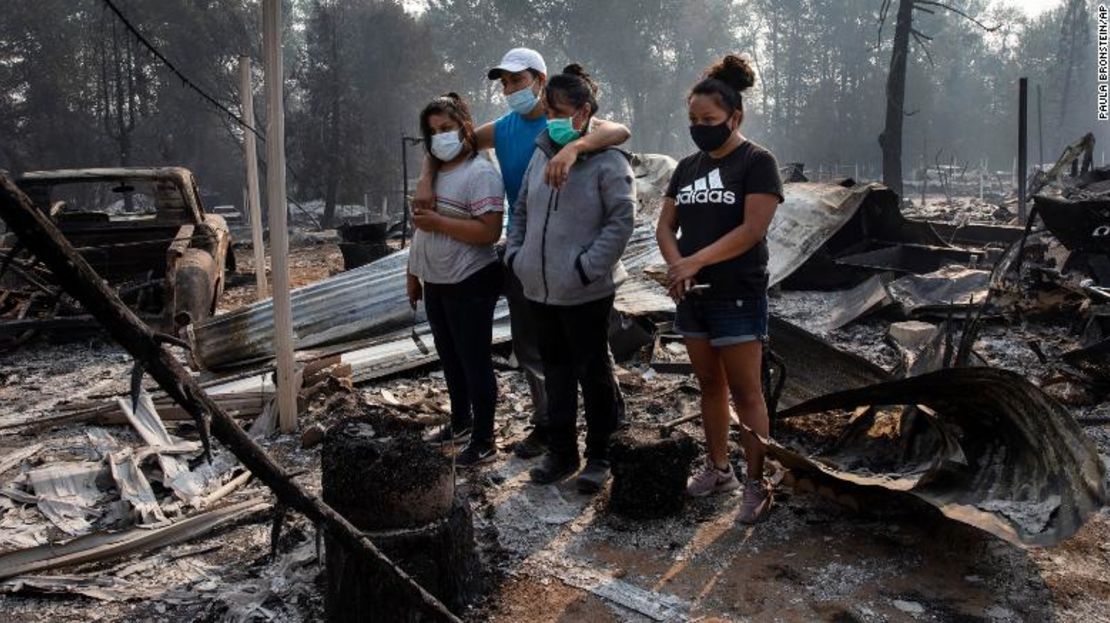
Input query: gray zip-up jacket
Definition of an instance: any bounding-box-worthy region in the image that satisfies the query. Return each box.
[505,130,636,306]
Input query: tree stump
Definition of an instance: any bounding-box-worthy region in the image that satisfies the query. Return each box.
[608,424,698,519]
[322,416,454,530]
[324,493,481,621]
[322,414,481,620]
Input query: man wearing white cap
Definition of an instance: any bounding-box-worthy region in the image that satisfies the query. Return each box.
[414,47,631,458]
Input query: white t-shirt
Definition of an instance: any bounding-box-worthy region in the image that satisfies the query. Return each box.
[409,156,504,284]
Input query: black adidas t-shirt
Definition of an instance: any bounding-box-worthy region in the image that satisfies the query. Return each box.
[664,141,784,297]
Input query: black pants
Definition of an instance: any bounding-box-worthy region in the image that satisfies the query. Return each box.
[424,262,502,445]
[531,294,620,461]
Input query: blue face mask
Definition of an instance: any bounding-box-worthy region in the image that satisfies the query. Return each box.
[548,117,581,146]
[506,85,539,115]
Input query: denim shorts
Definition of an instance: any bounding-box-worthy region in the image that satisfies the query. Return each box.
[674,294,769,347]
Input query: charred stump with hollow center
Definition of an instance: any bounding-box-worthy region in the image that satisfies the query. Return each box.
[608,424,698,519]
[321,409,481,620]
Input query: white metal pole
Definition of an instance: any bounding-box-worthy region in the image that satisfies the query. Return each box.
[239,56,269,301]
[263,0,297,432]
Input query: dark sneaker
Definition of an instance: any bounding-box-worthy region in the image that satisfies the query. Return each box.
[455,442,496,467]
[513,427,549,459]
[738,477,773,524]
[576,459,610,494]
[423,423,471,447]
[529,452,580,485]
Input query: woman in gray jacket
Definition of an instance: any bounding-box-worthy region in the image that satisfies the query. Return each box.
[504,64,636,493]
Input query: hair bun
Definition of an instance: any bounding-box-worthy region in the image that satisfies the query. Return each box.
[562,63,588,79]
[443,91,462,101]
[706,54,755,93]
[561,63,598,95]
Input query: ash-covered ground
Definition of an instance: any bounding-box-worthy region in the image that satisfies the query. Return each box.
[1,214,1108,622]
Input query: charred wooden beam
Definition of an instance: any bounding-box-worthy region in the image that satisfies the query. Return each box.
[0,315,95,334]
[0,172,460,622]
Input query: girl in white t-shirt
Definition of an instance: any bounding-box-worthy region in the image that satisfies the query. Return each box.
[407,93,505,467]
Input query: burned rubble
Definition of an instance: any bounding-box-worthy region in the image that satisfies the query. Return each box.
[0,168,235,349]
[0,139,1108,622]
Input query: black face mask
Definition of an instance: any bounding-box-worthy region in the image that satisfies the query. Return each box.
[689,120,733,153]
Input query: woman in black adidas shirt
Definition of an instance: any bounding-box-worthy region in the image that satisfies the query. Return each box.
[656,54,784,525]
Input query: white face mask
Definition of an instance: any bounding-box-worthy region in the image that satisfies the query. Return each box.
[430,130,464,162]
[506,83,539,115]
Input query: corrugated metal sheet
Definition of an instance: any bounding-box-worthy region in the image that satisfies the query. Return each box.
[204,315,512,396]
[191,181,878,370]
[775,367,1107,547]
[190,249,421,369]
[765,182,877,287]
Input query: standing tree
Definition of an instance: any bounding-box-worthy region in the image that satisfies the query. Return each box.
[96,6,153,172]
[1054,0,1090,138]
[301,0,350,229]
[0,0,103,173]
[877,0,996,197]
[423,0,510,124]
[290,0,443,223]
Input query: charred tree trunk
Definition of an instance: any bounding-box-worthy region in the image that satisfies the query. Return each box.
[608,425,698,519]
[1056,0,1088,144]
[766,8,780,135]
[326,496,479,622]
[322,159,339,229]
[321,9,342,230]
[630,90,647,153]
[879,0,914,198]
[0,173,460,623]
[322,418,481,620]
[100,16,140,211]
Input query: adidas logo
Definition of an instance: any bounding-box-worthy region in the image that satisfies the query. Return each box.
[675,168,736,205]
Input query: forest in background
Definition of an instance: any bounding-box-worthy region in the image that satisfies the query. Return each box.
[0,0,1101,226]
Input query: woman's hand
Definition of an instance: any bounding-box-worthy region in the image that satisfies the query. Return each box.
[667,278,697,303]
[666,255,705,289]
[412,176,436,213]
[406,273,422,309]
[411,206,443,233]
[544,143,579,189]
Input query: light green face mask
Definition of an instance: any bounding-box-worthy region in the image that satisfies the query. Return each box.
[547,117,581,146]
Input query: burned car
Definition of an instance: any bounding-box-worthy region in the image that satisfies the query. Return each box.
[1,167,233,341]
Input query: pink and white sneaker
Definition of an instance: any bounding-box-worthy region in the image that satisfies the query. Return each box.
[738,477,773,524]
[686,458,741,497]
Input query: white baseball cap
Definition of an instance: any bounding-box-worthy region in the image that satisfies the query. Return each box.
[487,48,547,80]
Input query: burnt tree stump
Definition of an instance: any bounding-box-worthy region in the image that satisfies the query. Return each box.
[608,425,698,519]
[322,416,454,530]
[322,415,481,621]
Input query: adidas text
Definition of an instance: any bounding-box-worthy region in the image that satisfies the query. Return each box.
[676,189,736,205]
